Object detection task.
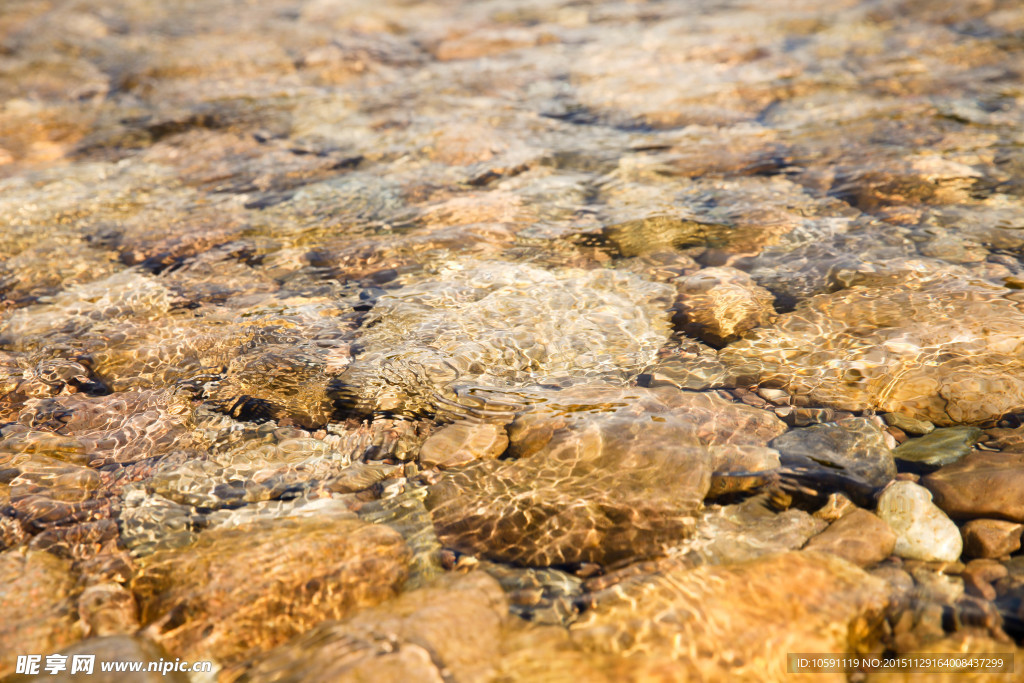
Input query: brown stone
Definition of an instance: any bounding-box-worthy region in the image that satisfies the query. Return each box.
[419,421,508,469]
[228,571,507,682]
[426,413,713,567]
[0,549,82,678]
[672,266,776,346]
[961,559,1008,602]
[571,551,891,682]
[984,427,1024,452]
[814,493,859,522]
[961,519,1024,559]
[804,509,897,568]
[709,444,780,473]
[132,515,410,664]
[693,497,827,565]
[720,274,1024,425]
[921,452,1024,522]
[426,385,786,567]
[78,583,140,637]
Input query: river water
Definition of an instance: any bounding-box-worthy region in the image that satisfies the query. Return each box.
[2,0,1024,680]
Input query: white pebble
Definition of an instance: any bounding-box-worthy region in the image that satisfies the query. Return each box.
[877,480,962,562]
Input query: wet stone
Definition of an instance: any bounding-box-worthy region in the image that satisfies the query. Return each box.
[983,426,1024,452]
[638,355,737,391]
[205,345,339,429]
[884,413,936,436]
[425,386,784,566]
[14,389,196,467]
[131,514,410,665]
[0,549,82,678]
[814,493,860,523]
[709,444,781,474]
[961,520,1023,560]
[426,412,712,567]
[78,583,140,637]
[571,551,891,681]
[686,496,827,565]
[337,262,674,416]
[770,418,897,488]
[804,508,897,568]
[478,561,583,626]
[921,452,1024,522]
[962,559,1008,602]
[672,266,776,346]
[877,481,963,563]
[719,274,1024,425]
[226,571,508,683]
[418,420,508,469]
[893,426,982,470]
[597,215,720,258]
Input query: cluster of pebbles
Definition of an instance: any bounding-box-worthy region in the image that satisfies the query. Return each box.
[3,0,1024,679]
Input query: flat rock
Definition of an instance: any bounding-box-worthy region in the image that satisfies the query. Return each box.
[983,426,1024,451]
[893,426,981,469]
[638,356,737,391]
[0,549,82,678]
[719,274,1024,425]
[338,262,674,416]
[419,421,508,469]
[226,571,507,683]
[804,508,897,568]
[132,513,410,665]
[921,451,1024,522]
[688,496,827,565]
[884,413,935,436]
[571,551,891,682]
[960,519,1024,559]
[426,386,784,566]
[709,444,781,474]
[770,418,896,487]
[426,413,712,567]
[672,267,776,346]
[506,385,787,456]
[876,481,962,562]
[14,389,196,467]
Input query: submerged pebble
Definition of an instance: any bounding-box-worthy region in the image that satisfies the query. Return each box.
[893,426,982,469]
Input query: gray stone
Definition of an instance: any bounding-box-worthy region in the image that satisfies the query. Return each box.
[893,426,981,469]
[770,418,896,488]
[884,413,935,436]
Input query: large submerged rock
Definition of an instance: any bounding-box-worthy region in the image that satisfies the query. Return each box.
[571,551,891,681]
[0,549,82,678]
[337,262,674,415]
[131,513,411,665]
[720,272,1024,425]
[425,385,785,566]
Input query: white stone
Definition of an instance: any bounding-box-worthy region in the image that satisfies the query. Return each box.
[877,481,962,562]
